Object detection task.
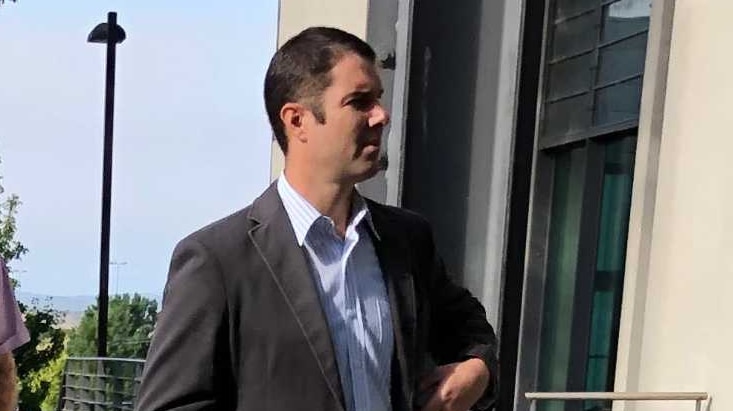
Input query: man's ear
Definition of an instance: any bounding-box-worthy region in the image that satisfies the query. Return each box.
[280,103,308,144]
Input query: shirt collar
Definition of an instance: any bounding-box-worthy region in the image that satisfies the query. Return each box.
[277,172,380,246]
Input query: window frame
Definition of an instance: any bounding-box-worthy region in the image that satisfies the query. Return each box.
[514,0,654,410]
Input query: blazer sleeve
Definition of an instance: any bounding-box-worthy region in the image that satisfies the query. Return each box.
[135,237,231,411]
[419,219,499,410]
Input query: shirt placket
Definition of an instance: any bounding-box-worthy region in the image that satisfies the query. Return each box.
[343,222,372,411]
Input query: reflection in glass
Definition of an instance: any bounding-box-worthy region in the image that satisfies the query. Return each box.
[608,0,651,18]
[537,135,636,411]
[537,144,587,411]
[602,0,651,42]
[544,94,593,137]
[594,77,642,126]
[542,0,651,140]
[555,0,600,20]
[597,33,648,84]
[547,54,594,100]
[584,135,635,410]
[552,13,597,58]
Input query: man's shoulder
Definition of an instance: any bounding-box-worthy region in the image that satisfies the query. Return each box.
[365,199,431,233]
[178,205,255,250]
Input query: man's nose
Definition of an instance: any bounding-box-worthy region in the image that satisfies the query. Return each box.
[368,103,390,127]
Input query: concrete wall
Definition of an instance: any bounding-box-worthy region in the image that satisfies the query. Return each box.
[354,0,400,204]
[400,0,522,325]
[616,1,733,410]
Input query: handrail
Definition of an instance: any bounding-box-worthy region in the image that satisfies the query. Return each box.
[525,392,708,401]
[525,391,709,411]
[66,356,145,363]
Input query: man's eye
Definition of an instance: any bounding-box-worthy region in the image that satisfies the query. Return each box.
[349,98,373,110]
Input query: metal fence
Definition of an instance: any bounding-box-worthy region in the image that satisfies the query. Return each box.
[56,357,145,411]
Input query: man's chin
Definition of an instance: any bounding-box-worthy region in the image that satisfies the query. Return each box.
[349,161,382,184]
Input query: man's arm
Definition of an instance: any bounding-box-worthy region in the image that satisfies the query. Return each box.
[0,352,17,411]
[135,238,231,411]
[418,219,499,411]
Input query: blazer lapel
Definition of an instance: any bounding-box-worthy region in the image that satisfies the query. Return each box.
[247,184,345,410]
[368,202,417,409]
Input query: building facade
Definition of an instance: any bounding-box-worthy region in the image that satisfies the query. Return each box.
[272,1,732,410]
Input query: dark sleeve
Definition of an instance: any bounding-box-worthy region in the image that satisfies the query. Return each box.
[420,219,499,410]
[135,238,230,411]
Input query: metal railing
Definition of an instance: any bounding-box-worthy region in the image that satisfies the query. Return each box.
[57,357,145,411]
[525,392,709,411]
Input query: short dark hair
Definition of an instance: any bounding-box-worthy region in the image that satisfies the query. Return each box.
[264,26,376,153]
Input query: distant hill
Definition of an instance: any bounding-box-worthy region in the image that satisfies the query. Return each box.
[15,292,163,330]
[16,292,162,313]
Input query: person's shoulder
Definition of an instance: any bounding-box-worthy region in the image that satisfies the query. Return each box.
[177,205,255,251]
[174,183,281,255]
[365,199,431,232]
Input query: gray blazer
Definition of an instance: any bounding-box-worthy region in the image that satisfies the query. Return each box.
[135,183,497,411]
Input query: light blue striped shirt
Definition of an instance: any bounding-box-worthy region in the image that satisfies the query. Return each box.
[277,175,394,411]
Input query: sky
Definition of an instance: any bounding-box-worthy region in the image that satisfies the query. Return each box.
[0,1,278,296]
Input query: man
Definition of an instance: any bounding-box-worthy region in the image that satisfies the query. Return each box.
[136,27,497,411]
[1,259,30,411]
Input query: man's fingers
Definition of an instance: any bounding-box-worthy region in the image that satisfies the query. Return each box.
[420,388,445,411]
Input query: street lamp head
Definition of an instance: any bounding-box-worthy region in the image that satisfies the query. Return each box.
[87,22,126,44]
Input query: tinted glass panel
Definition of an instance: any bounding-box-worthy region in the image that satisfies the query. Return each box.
[597,33,648,84]
[593,77,642,126]
[537,144,587,411]
[552,13,598,58]
[541,0,650,142]
[547,54,594,100]
[544,93,592,137]
[536,136,636,411]
[602,0,652,42]
[555,0,601,20]
[584,135,636,410]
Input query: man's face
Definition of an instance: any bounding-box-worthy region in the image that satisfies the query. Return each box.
[303,52,389,184]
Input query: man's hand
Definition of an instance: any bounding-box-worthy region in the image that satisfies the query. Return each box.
[419,358,490,411]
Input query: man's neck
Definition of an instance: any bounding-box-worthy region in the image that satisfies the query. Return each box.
[283,168,355,237]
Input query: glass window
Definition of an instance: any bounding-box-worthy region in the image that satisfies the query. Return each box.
[555,0,600,19]
[537,145,586,411]
[602,0,652,43]
[536,135,636,411]
[547,54,595,100]
[544,94,593,137]
[597,33,648,84]
[594,77,643,126]
[584,135,635,410]
[541,0,651,141]
[551,13,597,58]
[518,1,651,410]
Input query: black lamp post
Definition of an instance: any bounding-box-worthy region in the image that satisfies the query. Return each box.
[87,11,126,358]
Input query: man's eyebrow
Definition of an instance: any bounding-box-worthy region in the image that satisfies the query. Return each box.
[341,88,384,105]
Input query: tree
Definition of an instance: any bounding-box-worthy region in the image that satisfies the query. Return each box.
[68,293,158,359]
[0,167,66,411]
[12,302,65,411]
[0,192,28,270]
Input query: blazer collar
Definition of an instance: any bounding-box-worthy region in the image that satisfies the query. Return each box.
[365,200,417,408]
[247,183,346,410]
